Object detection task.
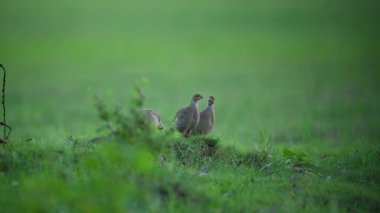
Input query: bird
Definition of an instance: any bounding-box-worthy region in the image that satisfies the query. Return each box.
[174,94,203,137]
[194,96,215,135]
[142,109,164,130]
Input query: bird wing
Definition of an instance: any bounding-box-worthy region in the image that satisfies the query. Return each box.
[153,111,164,128]
[174,107,188,121]
[151,110,160,121]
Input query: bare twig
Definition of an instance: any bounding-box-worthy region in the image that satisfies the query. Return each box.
[0,64,9,143]
[0,122,11,140]
[0,138,6,144]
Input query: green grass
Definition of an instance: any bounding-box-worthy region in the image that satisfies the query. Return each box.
[1,0,380,212]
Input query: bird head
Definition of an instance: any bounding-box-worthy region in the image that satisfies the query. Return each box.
[208,96,215,105]
[192,94,204,103]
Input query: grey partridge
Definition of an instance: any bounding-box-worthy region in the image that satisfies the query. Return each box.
[174,94,203,137]
[142,109,164,130]
[194,96,215,135]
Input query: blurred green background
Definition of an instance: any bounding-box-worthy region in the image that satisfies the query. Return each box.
[1,0,379,146]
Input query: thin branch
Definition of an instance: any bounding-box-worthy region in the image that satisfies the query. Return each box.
[0,122,11,140]
[0,64,9,142]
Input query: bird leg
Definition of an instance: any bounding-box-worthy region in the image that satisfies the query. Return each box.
[182,128,191,138]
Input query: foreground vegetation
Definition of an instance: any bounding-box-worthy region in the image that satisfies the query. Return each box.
[1,86,379,212]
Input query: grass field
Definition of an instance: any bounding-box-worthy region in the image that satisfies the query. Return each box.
[1,0,380,212]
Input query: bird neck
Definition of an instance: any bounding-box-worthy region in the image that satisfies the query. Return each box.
[190,100,198,107]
